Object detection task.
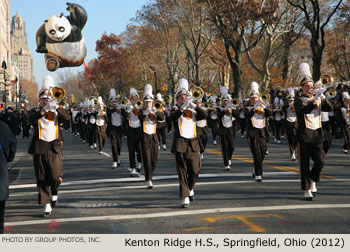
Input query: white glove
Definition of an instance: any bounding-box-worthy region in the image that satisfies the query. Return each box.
[346,119,350,126]
[189,101,197,108]
[320,94,326,101]
[279,99,284,106]
[143,107,151,115]
[44,100,58,112]
[314,87,326,100]
[181,97,191,110]
[118,104,125,109]
[126,104,134,113]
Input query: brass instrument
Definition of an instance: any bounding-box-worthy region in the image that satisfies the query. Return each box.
[320,74,334,86]
[326,88,337,99]
[203,103,210,110]
[134,99,143,109]
[232,98,240,107]
[121,98,130,106]
[163,95,172,104]
[49,87,66,102]
[190,86,204,101]
[259,92,270,104]
[153,100,163,112]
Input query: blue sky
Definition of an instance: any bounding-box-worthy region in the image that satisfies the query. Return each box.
[10,0,149,88]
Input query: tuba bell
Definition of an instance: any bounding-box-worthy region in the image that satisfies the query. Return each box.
[190,86,204,101]
[49,87,66,102]
[326,88,337,99]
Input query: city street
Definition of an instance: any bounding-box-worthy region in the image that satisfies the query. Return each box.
[4,130,350,234]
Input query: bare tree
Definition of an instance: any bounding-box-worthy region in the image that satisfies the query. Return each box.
[287,0,343,80]
[203,0,279,97]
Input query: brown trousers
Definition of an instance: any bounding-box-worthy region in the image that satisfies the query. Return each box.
[33,150,63,205]
[140,134,159,181]
[97,125,107,152]
[247,136,267,176]
[297,142,324,190]
[219,134,235,166]
[174,145,200,198]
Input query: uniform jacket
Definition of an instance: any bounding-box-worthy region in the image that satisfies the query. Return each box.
[217,107,240,136]
[28,107,71,155]
[170,106,207,153]
[294,94,333,143]
[244,105,272,139]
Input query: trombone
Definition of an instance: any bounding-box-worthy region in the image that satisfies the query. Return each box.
[49,87,66,102]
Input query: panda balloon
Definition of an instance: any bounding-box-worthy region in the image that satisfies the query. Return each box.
[36,2,87,72]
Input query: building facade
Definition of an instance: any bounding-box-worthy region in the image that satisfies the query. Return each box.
[11,13,34,82]
[0,0,12,108]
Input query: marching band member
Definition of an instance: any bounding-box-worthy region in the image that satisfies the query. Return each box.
[207,97,220,145]
[106,89,123,168]
[85,99,97,149]
[155,93,167,150]
[96,96,108,154]
[217,86,239,170]
[139,84,164,188]
[170,78,207,208]
[195,99,209,160]
[340,92,350,153]
[273,95,284,144]
[28,75,71,217]
[70,103,79,136]
[294,63,333,200]
[238,98,246,138]
[282,87,297,161]
[320,86,334,156]
[123,88,143,176]
[244,82,271,182]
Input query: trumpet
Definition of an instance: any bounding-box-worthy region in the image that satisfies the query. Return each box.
[49,87,66,102]
[190,86,204,101]
[121,98,130,106]
[259,92,270,104]
[163,95,172,104]
[153,100,163,112]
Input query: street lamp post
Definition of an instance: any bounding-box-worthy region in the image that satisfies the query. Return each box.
[2,60,7,109]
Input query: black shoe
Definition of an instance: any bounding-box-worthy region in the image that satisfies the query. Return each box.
[50,200,58,208]
[305,197,314,201]
[255,178,262,182]
[42,211,52,218]
[189,195,195,201]
[311,191,317,196]
[181,203,189,208]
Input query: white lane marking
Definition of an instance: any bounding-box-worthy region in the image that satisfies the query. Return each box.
[9,178,350,198]
[5,204,350,227]
[9,172,294,190]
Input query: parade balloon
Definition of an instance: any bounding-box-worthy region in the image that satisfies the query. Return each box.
[35,2,87,72]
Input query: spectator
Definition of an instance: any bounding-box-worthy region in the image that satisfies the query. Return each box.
[0,120,17,234]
